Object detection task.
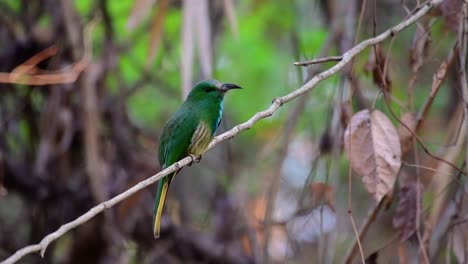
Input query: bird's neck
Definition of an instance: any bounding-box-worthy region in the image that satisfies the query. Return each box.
[188,96,224,132]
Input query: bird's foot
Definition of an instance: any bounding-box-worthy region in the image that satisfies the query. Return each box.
[188,154,202,166]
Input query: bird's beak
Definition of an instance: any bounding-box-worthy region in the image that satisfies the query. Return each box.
[220,83,242,92]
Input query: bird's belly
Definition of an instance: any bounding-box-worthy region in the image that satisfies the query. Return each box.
[188,122,213,155]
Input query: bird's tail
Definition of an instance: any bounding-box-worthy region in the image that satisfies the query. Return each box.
[153,174,173,238]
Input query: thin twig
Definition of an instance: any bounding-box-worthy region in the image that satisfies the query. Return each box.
[0,1,444,263]
[0,60,88,85]
[10,45,59,76]
[345,198,387,263]
[402,161,460,177]
[293,56,342,66]
[383,88,466,176]
[346,0,367,261]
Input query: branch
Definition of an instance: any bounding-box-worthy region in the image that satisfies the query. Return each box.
[0,57,88,86]
[0,1,443,263]
[293,56,343,66]
[0,45,88,86]
[10,45,59,76]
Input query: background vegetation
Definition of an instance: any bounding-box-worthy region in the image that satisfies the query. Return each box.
[0,0,467,263]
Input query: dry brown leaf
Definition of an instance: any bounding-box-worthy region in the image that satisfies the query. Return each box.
[392,183,423,242]
[344,109,402,201]
[398,112,416,155]
[364,44,391,92]
[309,182,336,212]
[127,0,156,30]
[339,101,353,131]
[145,0,170,69]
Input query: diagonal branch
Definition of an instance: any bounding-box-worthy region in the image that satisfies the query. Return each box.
[0,1,444,263]
[293,56,343,66]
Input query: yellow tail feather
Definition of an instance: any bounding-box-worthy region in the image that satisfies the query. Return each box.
[153,181,169,238]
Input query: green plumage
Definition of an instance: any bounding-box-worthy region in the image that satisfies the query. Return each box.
[153,80,241,238]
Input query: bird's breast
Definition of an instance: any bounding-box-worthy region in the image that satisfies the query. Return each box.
[188,122,213,155]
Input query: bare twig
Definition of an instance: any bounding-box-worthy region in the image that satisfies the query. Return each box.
[0,60,88,85]
[384,84,466,176]
[293,56,343,66]
[402,161,460,177]
[346,0,366,261]
[0,1,444,263]
[10,45,58,76]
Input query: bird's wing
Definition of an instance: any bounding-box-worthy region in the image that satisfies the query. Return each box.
[158,107,199,168]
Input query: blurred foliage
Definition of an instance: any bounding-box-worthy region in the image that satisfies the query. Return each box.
[1,0,466,263]
[74,0,330,138]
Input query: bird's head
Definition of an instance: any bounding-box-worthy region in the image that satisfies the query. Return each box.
[186,80,242,102]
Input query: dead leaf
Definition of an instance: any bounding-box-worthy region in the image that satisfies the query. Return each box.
[398,112,416,155]
[340,101,352,129]
[127,0,156,30]
[344,109,402,201]
[309,182,335,212]
[392,182,423,242]
[364,44,391,92]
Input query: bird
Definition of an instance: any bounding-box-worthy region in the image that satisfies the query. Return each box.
[153,79,242,238]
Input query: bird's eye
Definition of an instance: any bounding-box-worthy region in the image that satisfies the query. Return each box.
[204,87,215,92]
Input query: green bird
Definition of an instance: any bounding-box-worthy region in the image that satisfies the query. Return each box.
[153,79,241,238]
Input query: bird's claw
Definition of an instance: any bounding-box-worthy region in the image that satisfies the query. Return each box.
[188,154,202,166]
